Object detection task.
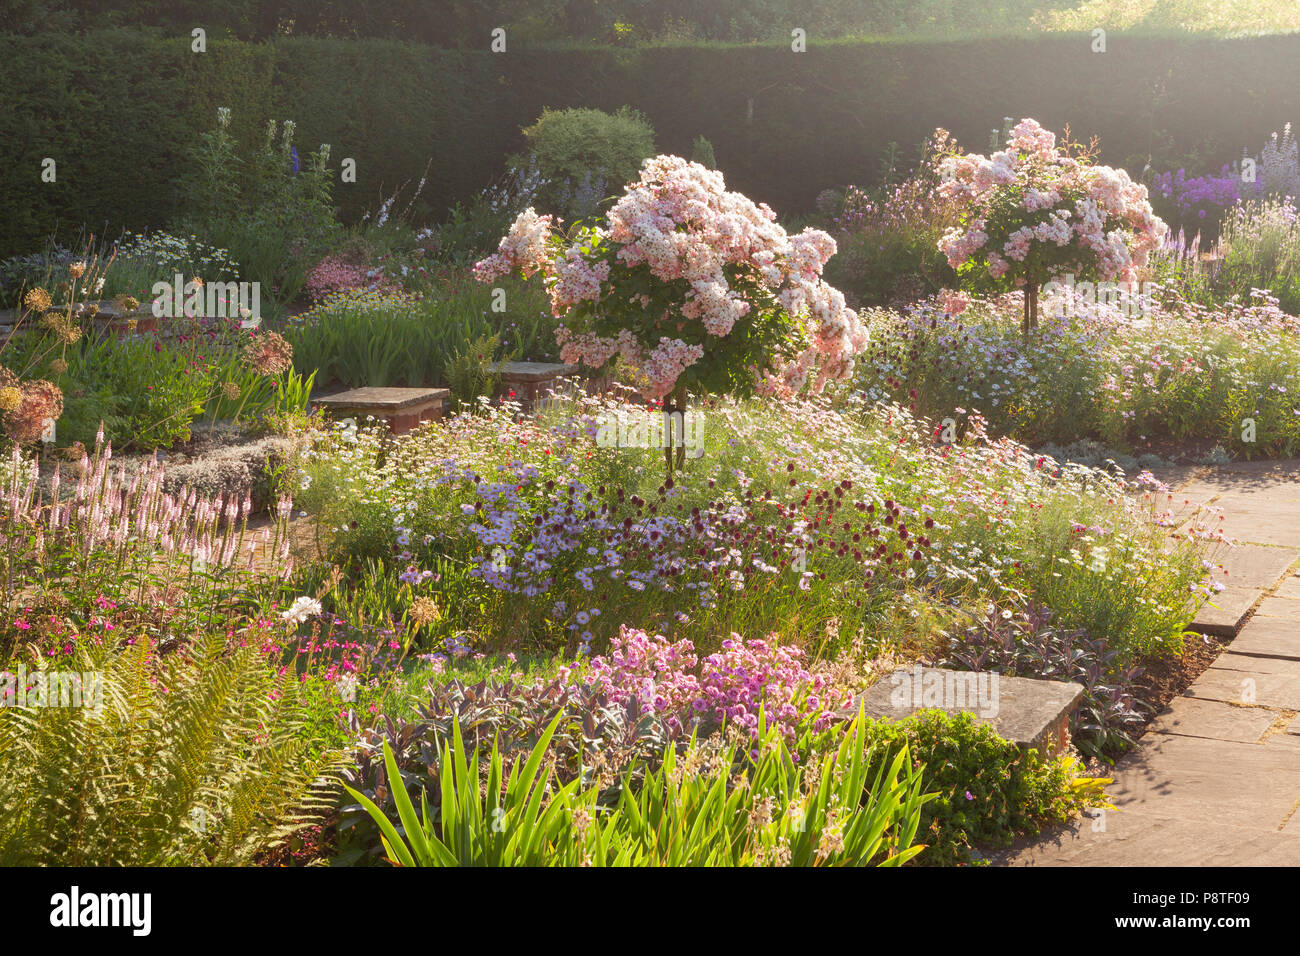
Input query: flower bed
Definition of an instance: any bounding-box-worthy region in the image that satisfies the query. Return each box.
[299,391,1213,666]
[858,288,1300,459]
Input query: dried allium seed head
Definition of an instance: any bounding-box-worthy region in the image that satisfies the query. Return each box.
[408,596,441,627]
[242,331,294,376]
[3,379,63,444]
[0,387,21,412]
[115,294,140,313]
[68,261,86,280]
[49,359,68,375]
[23,287,52,312]
[221,381,241,401]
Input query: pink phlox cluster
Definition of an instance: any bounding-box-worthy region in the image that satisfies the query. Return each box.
[585,625,850,741]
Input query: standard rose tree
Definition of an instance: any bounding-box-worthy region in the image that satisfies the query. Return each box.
[936,118,1166,335]
[475,155,868,474]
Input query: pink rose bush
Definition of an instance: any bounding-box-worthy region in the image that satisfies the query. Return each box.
[475,155,868,401]
[936,118,1166,332]
[585,624,851,742]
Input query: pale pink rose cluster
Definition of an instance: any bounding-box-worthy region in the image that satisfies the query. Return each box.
[555,326,704,400]
[473,207,555,282]
[555,326,629,368]
[551,250,611,313]
[475,154,869,399]
[605,156,863,381]
[937,118,1166,285]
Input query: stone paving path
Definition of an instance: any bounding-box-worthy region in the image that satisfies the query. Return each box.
[998,459,1300,866]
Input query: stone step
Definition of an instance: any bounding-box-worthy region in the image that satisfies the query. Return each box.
[313,386,449,436]
[490,361,581,410]
[839,666,1084,756]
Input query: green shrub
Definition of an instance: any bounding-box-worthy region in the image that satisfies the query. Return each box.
[446,332,511,411]
[863,710,1102,865]
[11,332,215,451]
[823,134,961,307]
[0,632,344,866]
[177,107,341,305]
[514,106,656,210]
[1218,198,1300,314]
[690,134,717,169]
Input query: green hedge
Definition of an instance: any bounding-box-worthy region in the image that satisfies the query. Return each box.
[3,28,1300,256]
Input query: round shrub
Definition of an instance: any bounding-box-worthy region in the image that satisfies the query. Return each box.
[862,710,1096,865]
[514,106,657,209]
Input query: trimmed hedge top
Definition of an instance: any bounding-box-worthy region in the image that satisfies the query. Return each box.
[3,29,1299,256]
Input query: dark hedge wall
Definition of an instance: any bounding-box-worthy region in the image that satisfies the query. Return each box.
[2,29,1299,255]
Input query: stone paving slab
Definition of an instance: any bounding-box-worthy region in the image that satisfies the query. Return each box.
[1253,595,1300,618]
[1002,459,1300,867]
[1212,492,1300,513]
[1097,733,1300,828]
[1145,696,1277,743]
[845,667,1083,755]
[1265,731,1300,750]
[1148,696,1278,742]
[1216,512,1300,548]
[999,812,1300,866]
[1209,651,1300,676]
[1227,615,1300,659]
[1181,457,1300,481]
[1186,667,1300,709]
[1214,544,1300,588]
[1190,585,1259,636]
[1275,575,1300,601]
[1181,482,1300,505]
[489,361,581,382]
[1147,464,1203,488]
